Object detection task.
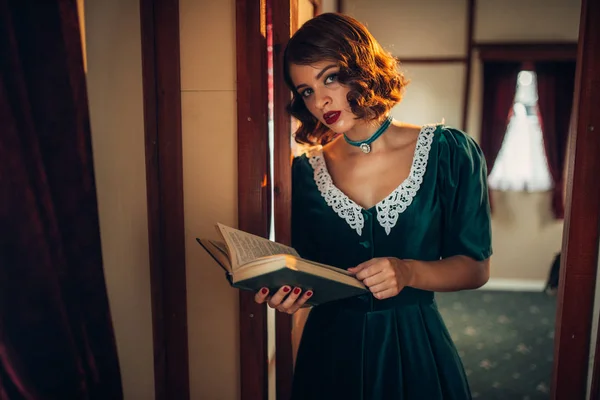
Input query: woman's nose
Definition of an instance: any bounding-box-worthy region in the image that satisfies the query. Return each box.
[316,94,331,110]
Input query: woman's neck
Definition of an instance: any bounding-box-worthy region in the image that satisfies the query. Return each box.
[343,118,383,142]
[341,116,397,154]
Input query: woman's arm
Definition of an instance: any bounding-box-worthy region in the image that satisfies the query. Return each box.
[348,255,490,299]
[406,255,490,292]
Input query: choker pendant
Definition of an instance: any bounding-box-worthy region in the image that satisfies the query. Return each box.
[343,115,393,154]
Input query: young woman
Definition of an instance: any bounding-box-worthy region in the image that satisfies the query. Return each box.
[255,12,492,400]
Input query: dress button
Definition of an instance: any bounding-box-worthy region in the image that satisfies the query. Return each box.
[359,240,371,248]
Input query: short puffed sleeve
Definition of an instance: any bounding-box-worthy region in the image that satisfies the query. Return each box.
[437,127,493,261]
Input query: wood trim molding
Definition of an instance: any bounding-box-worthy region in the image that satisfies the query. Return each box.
[309,0,322,15]
[336,0,343,13]
[272,2,294,399]
[396,57,467,64]
[555,0,600,397]
[139,0,189,398]
[236,0,270,399]
[461,0,475,131]
[475,42,578,62]
[291,0,299,34]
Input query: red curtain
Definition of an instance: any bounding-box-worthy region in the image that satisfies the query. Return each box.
[0,0,122,398]
[479,62,522,211]
[535,61,576,219]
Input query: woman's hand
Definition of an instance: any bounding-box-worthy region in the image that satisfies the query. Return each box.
[254,286,313,314]
[347,257,414,300]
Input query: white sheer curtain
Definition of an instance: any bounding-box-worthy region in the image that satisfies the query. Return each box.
[488,71,553,192]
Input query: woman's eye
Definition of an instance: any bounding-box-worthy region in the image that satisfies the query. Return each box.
[301,89,313,98]
[325,73,339,84]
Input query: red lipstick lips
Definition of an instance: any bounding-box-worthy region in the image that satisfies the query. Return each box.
[323,111,341,125]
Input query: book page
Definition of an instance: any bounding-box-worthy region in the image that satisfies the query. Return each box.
[217,223,299,268]
[297,257,354,276]
[196,238,232,274]
[210,240,229,257]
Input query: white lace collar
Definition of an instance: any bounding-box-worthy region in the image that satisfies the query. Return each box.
[308,124,436,236]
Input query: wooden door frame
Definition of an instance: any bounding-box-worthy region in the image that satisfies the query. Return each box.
[272,2,294,400]
[140,0,189,399]
[309,0,322,15]
[235,0,271,399]
[553,0,600,397]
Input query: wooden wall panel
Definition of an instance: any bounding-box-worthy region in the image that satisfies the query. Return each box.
[553,0,600,397]
[272,2,294,399]
[236,0,270,398]
[140,0,189,398]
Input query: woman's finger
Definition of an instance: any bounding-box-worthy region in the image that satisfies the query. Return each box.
[285,290,314,314]
[347,258,378,274]
[373,287,399,300]
[362,270,387,288]
[293,290,314,309]
[254,287,270,304]
[279,287,303,310]
[267,285,291,308]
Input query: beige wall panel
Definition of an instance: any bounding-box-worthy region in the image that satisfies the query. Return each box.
[321,0,337,13]
[391,64,465,128]
[180,0,239,398]
[85,0,155,399]
[489,191,564,281]
[182,91,240,400]
[298,0,315,27]
[466,50,483,142]
[344,0,468,57]
[180,0,236,91]
[475,0,581,42]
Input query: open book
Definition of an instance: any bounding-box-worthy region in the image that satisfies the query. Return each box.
[196,223,367,306]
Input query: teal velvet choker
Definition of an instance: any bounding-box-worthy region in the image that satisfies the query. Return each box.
[343,115,393,154]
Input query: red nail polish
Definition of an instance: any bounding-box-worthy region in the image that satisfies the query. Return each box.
[261,288,268,295]
[293,288,301,295]
[306,291,313,297]
[283,287,290,293]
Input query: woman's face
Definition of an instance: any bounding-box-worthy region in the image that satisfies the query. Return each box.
[289,61,356,134]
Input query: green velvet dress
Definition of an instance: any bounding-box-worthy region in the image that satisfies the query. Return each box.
[290,125,492,400]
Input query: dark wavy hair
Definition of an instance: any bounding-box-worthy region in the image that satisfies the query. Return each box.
[284,13,408,146]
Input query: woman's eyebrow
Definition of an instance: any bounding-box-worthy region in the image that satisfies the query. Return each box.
[295,64,338,90]
[315,64,338,79]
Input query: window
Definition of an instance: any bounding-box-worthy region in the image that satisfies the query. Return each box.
[488,71,553,192]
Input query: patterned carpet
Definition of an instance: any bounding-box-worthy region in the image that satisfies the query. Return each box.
[436,290,557,400]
